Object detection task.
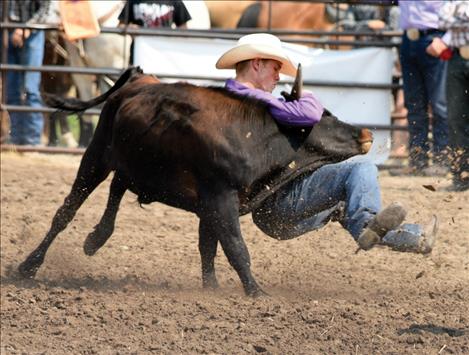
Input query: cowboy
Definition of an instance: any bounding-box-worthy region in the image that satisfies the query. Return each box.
[216,33,438,254]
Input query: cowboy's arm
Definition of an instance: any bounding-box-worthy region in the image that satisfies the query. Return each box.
[225,79,323,127]
[269,92,324,127]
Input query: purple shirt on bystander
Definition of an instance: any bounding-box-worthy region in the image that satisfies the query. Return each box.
[399,1,446,30]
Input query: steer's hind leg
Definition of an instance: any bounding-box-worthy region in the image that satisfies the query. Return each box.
[18,146,112,279]
[198,219,220,289]
[198,185,265,297]
[83,172,128,256]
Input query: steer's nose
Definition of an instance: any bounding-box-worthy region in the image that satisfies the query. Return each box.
[359,128,373,154]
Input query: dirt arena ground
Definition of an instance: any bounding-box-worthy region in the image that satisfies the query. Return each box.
[1,152,468,354]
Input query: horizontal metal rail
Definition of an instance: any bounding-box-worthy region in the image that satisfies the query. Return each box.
[0,144,407,168]
[0,64,122,76]
[1,144,85,155]
[1,104,101,115]
[0,64,401,90]
[0,24,401,48]
[0,104,409,131]
[0,22,403,38]
[0,145,408,170]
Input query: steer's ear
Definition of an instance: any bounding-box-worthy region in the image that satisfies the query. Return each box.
[290,63,302,101]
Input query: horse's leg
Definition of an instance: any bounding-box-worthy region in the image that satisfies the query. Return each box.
[47,112,58,146]
[18,142,112,278]
[198,218,220,289]
[83,172,128,256]
[198,184,265,297]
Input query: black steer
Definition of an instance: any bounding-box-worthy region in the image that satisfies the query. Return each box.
[19,67,373,296]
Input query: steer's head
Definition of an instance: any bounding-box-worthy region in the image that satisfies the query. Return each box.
[288,65,372,161]
[306,110,373,161]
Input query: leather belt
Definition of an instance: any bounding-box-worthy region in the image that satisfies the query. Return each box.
[406,28,443,41]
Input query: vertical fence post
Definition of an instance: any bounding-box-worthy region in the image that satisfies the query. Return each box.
[267,0,272,31]
[1,0,9,103]
[123,1,130,67]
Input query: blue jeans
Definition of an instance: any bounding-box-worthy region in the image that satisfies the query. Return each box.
[6,30,45,145]
[252,160,381,240]
[447,52,469,187]
[400,32,449,167]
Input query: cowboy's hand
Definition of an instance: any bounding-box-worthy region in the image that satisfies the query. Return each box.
[426,37,448,57]
[281,91,295,102]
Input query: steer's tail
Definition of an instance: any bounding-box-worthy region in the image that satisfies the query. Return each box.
[43,66,143,112]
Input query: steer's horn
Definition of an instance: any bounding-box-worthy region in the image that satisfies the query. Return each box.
[290,63,303,101]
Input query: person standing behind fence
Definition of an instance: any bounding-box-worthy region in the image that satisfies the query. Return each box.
[5,0,53,145]
[397,1,450,176]
[118,0,191,65]
[426,1,469,191]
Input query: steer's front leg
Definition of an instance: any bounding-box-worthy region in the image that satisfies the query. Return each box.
[198,184,265,297]
[198,219,220,289]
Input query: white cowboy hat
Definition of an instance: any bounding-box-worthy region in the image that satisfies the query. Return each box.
[216,33,297,77]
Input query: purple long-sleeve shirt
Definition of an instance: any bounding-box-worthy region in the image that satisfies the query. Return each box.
[399,1,446,30]
[225,79,324,127]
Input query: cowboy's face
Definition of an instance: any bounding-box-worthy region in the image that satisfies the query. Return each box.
[253,59,282,93]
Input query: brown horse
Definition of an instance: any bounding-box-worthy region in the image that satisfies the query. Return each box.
[238,2,339,32]
[236,1,353,49]
[205,0,255,28]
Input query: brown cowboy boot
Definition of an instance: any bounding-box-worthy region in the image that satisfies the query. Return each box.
[357,202,407,251]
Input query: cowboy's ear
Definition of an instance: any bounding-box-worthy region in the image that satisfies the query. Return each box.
[251,58,262,72]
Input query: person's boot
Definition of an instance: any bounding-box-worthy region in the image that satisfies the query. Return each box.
[381,215,438,254]
[423,149,451,177]
[357,202,407,251]
[388,148,429,176]
[448,149,469,191]
[60,131,78,148]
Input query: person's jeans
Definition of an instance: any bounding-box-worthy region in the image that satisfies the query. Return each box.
[400,33,449,167]
[7,30,45,145]
[252,160,381,240]
[446,52,469,186]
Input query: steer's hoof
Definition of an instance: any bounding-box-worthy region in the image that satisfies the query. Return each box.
[246,287,269,298]
[202,278,220,290]
[18,253,44,279]
[18,262,39,279]
[83,229,109,256]
[83,238,99,256]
